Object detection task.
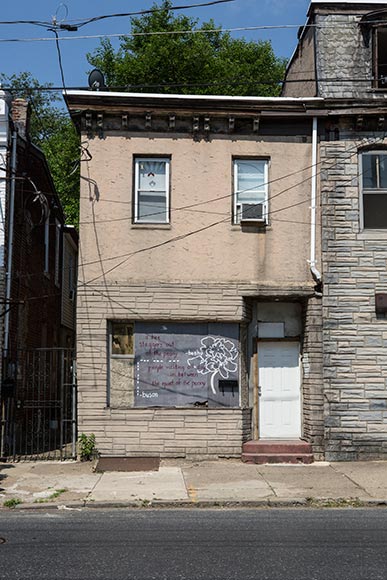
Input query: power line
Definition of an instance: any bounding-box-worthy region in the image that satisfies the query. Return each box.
[0,19,379,44]
[65,0,236,29]
[1,76,380,92]
[0,0,235,30]
[12,135,379,286]
[78,134,385,287]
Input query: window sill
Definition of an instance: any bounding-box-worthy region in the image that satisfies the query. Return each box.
[131,223,171,230]
[231,224,271,232]
[358,229,387,240]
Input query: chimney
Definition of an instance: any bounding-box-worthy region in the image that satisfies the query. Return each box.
[11,98,31,139]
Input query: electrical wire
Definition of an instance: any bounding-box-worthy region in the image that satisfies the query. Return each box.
[78,135,385,287]
[0,18,383,41]
[0,0,235,29]
[66,0,235,29]
[1,76,381,92]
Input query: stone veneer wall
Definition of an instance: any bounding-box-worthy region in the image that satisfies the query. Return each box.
[77,281,255,458]
[302,297,324,458]
[321,136,387,460]
[315,13,371,99]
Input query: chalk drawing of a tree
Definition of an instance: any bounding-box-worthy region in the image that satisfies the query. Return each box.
[187,336,238,395]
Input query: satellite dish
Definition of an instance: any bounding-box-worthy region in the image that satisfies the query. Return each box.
[88,69,106,91]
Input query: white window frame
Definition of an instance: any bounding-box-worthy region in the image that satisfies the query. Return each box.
[44,212,50,275]
[360,151,387,230]
[134,157,170,224]
[233,158,269,225]
[54,219,61,287]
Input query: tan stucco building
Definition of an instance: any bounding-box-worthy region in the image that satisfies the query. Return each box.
[66,91,324,461]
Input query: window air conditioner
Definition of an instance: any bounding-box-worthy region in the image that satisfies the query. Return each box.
[240,203,265,223]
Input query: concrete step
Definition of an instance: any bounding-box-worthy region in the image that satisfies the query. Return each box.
[241,440,314,465]
[243,440,312,454]
[242,452,314,465]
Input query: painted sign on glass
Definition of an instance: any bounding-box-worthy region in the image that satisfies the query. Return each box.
[134,322,239,408]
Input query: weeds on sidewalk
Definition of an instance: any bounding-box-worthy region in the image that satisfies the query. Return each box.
[33,489,68,503]
[3,498,22,509]
[78,433,97,461]
[305,497,364,508]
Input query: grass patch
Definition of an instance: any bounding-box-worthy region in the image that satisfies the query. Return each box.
[33,489,68,504]
[305,497,365,508]
[3,498,22,509]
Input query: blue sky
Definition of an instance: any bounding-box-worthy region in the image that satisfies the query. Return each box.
[0,0,311,89]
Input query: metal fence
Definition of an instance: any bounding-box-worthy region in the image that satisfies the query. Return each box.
[0,348,77,461]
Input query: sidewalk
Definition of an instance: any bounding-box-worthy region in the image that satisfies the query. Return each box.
[1,459,387,509]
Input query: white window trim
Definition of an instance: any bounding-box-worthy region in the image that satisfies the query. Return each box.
[54,219,61,287]
[233,158,269,225]
[360,151,387,230]
[134,157,170,224]
[44,212,50,275]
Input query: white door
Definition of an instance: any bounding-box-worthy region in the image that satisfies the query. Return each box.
[258,341,301,439]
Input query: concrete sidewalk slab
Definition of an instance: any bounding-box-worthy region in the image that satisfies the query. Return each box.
[256,464,362,499]
[332,462,387,499]
[89,467,188,503]
[182,461,273,501]
[0,461,99,505]
[3,459,387,509]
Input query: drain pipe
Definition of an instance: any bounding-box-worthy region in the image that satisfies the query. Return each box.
[3,130,17,359]
[310,117,322,284]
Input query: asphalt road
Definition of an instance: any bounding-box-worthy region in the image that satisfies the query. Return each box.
[1,508,387,579]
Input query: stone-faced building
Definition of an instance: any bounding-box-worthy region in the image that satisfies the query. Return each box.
[65,90,325,462]
[284,0,387,460]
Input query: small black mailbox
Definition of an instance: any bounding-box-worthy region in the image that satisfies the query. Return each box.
[375,293,387,314]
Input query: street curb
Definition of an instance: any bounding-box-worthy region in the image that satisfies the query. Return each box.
[3,497,387,511]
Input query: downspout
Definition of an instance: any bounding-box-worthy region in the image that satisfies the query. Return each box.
[310,117,322,285]
[3,130,17,359]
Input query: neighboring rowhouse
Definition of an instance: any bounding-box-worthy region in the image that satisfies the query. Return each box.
[0,91,78,459]
[66,90,325,461]
[284,0,387,460]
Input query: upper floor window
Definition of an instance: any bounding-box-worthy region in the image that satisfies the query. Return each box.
[233,158,268,224]
[373,26,387,88]
[134,157,170,224]
[361,152,387,228]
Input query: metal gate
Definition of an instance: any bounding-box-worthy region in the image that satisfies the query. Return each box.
[0,348,77,461]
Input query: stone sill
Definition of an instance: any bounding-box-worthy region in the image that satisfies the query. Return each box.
[357,230,387,241]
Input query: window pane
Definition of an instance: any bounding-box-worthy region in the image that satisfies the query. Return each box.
[377,27,387,88]
[112,323,134,355]
[237,190,266,204]
[236,160,265,193]
[363,154,387,188]
[138,160,166,191]
[138,193,166,222]
[363,155,377,189]
[363,193,387,228]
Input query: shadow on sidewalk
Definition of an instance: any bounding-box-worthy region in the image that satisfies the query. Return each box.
[0,463,15,491]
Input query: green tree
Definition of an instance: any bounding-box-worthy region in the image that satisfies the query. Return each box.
[87,0,286,96]
[0,72,80,225]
